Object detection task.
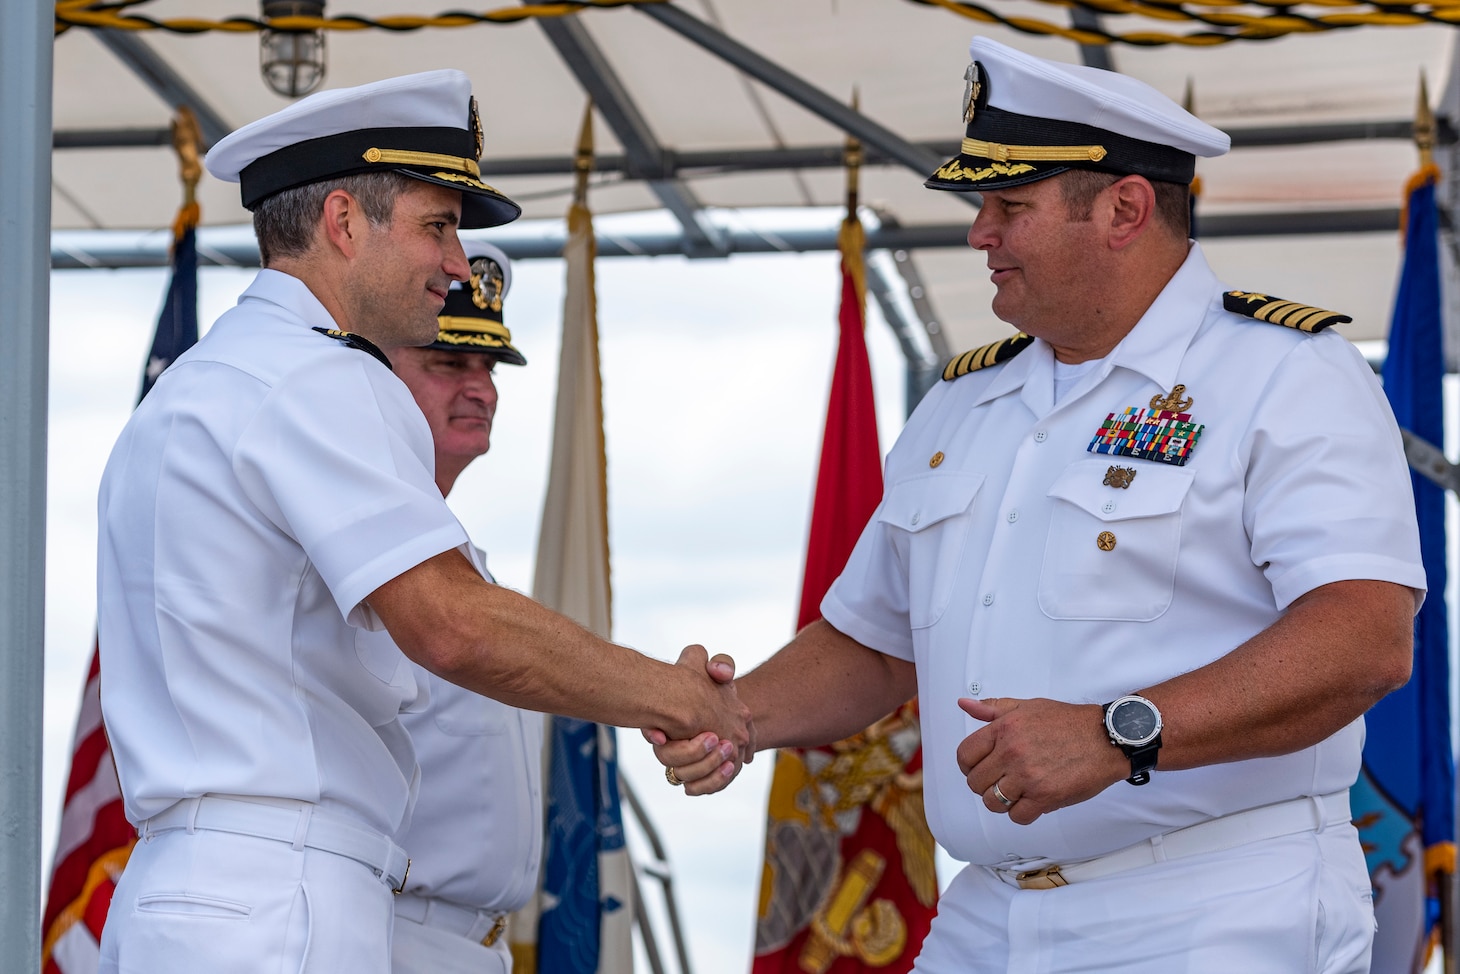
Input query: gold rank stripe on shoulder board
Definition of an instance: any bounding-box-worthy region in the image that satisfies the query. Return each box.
[942,333,1035,381]
[1222,292,1352,333]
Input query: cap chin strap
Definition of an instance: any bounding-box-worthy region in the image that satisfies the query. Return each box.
[961,138,1107,164]
[362,147,481,177]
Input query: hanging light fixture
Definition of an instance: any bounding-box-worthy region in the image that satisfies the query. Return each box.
[260,0,326,98]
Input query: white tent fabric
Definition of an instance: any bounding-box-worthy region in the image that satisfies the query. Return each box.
[49,0,1460,351]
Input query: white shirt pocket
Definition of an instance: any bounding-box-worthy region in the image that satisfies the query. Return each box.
[877,472,985,629]
[1039,458,1193,621]
[432,676,514,736]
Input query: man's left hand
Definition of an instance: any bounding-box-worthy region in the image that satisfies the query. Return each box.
[956,697,1128,825]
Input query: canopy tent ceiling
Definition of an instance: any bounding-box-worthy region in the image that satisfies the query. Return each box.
[48,0,1460,353]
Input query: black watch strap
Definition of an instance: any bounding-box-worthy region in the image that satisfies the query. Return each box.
[1123,738,1161,786]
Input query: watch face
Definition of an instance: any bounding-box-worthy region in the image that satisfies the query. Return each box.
[1110,698,1160,746]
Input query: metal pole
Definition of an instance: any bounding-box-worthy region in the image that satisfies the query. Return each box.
[635,3,960,201]
[0,1,53,970]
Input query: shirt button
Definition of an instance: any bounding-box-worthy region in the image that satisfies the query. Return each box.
[1034,430,1048,442]
[982,593,994,606]
[968,681,982,695]
[1007,510,1019,523]
[910,513,920,525]
[1102,501,1116,514]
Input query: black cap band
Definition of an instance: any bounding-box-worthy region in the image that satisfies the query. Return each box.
[239,126,472,207]
[927,106,1196,192]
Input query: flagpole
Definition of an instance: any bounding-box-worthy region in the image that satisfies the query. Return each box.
[0,1,52,967]
[1416,69,1460,974]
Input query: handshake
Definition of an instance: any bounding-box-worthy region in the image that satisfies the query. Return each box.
[642,645,756,797]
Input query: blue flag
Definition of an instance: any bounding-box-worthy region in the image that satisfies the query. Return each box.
[1355,165,1455,972]
[139,221,199,402]
[538,718,629,973]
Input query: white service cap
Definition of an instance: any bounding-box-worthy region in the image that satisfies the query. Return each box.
[205,69,520,229]
[927,37,1230,192]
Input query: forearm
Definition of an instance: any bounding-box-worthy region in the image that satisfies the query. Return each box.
[1141,578,1416,771]
[369,548,743,740]
[739,619,918,751]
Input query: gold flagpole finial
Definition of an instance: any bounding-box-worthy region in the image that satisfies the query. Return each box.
[171,106,203,208]
[1414,71,1436,170]
[170,106,203,237]
[844,88,862,220]
[573,101,595,206]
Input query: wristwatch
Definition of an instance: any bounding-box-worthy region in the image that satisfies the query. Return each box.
[1102,695,1162,786]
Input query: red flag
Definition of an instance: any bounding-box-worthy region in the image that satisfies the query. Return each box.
[40,644,136,973]
[753,217,938,974]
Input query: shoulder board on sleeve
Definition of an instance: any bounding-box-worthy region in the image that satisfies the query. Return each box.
[942,333,1035,381]
[1222,292,1351,333]
[311,326,394,371]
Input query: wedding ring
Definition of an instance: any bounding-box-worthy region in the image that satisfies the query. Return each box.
[665,766,683,787]
[992,781,1014,808]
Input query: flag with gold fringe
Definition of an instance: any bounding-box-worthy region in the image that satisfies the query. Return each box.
[752,134,938,973]
[1352,81,1455,973]
[41,109,202,974]
[510,102,634,974]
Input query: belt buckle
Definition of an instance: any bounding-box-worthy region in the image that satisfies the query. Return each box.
[392,858,411,896]
[483,915,507,947]
[1015,864,1068,890]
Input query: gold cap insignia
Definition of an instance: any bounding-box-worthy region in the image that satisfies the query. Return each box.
[469,95,484,161]
[962,62,983,124]
[468,255,505,313]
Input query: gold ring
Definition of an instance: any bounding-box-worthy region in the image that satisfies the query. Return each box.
[665,766,683,787]
[991,781,1014,808]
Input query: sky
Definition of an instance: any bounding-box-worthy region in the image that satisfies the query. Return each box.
[41,219,952,974]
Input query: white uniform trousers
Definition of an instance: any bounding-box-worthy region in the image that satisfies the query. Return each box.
[913,823,1375,973]
[100,816,397,973]
[391,901,512,974]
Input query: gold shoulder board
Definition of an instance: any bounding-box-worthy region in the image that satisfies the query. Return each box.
[942,333,1034,381]
[1222,291,1352,333]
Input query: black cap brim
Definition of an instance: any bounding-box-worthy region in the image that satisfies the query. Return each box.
[401,171,521,229]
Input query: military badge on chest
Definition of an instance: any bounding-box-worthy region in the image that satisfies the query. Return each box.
[1088,384,1205,467]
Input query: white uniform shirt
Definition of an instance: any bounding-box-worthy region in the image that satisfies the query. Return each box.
[97,269,472,838]
[823,243,1425,868]
[387,549,545,913]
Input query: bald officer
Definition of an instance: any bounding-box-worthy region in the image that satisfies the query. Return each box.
[383,242,540,973]
[652,37,1423,972]
[96,71,749,974]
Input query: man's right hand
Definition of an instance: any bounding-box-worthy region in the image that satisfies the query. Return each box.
[648,647,753,796]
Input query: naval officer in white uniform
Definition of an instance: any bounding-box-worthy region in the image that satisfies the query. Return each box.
[651,37,1424,972]
[97,70,750,974]
[382,242,541,973]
